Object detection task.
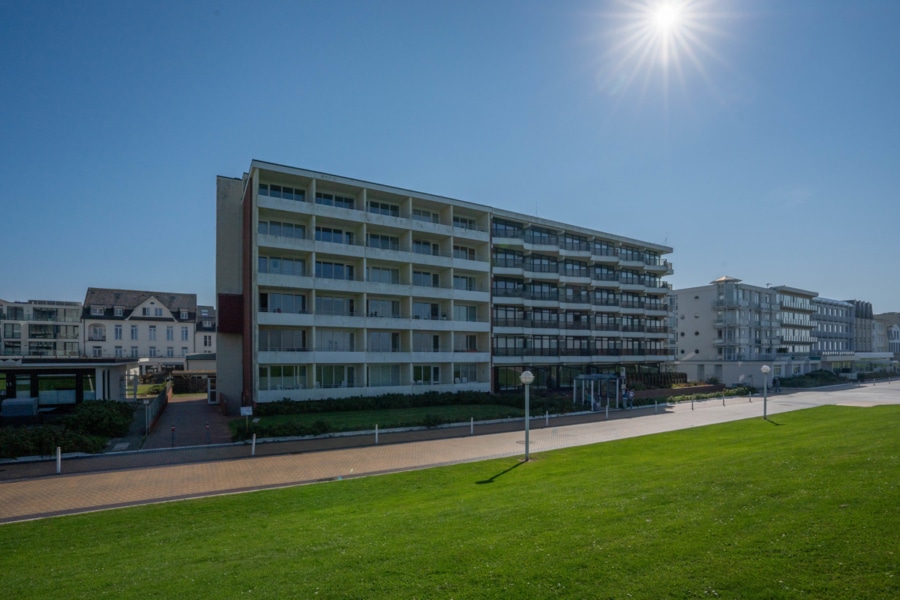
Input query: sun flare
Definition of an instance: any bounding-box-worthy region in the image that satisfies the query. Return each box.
[654,4,680,32]
[593,0,727,104]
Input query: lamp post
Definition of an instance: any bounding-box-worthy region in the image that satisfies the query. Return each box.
[520,370,535,461]
[761,365,771,420]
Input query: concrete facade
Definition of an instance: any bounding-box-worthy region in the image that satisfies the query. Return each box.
[216,161,675,415]
[0,299,82,358]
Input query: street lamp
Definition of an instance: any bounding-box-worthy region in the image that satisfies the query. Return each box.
[761,365,771,420]
[520,370,535,461]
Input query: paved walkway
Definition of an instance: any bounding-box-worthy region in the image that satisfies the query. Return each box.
[1,382,897,524]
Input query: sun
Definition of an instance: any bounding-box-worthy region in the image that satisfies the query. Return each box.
[654,4,680,32]
[592,0,728,104]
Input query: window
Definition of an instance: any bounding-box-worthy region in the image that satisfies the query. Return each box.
[367,331,400,352]
[258,365,308,391]
[258,220,306,240]
[492,218,523,238]
[166,347,174,358]
[316,330,355,352]
[131,346,138,358]
[315,296,355,316]
[413,333,441,352]
[259,183,306,201]
[412,302,439,320]
[259,256,306,276]
[154,308,163,317]
[315,226,354,245]
[91,306,104,316]
[525,226,557,245]
[181,326,189,341]
[454,304,477,322]
[316,365,355,388]
[3,323,21,339]
[149,347,157,358]
[492,248,523,268]
[203,335,212,347]
[130,325,138,340]
[114,306,123,317]
[413,270,439,288]
[166,326,174,341]
[115,325,123,340]
[412,208,438,223]
[115,346,123,358]
[367,266,400,284]
[315,261,355,280]
[260,292,307,314]
[367,298,401,318]
[368,364,401,387]
[149,326,157,341]
[92,346,102,358]
[368,200,400,217]
[453,245,476,260]
[453,363,477,383]
[413,365,440,385]
[315,192,354,209]
[367,233,400,251]
[259,329,307,352]
[203,320,212,328]
[453,215,477,230]
[413,239,439,255]
[453,275,476,291]
[89,324,105,341]
[142,307,149,316]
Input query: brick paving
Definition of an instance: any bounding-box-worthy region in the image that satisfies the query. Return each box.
[1,382,897,524]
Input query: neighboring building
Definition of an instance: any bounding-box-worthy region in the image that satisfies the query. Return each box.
[812,298,855,356]
[876,313,900,360]
[216,160,675,415]
[674,276,820,386]
[847,300,874,352]
[0,299,82,357]
[82,288,198,373]
[813,297,856,374]
[195,305,217,355]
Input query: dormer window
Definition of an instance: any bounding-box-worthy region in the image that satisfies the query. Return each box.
[180,310,189,320]
[114,306,124,317]
[91,306,104,316]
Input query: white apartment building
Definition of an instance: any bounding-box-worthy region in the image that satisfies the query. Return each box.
[82,288,199,373]
[216,160,675,415]
[195,305,217,355]
[0,299,82,357]
[675,276,819,386]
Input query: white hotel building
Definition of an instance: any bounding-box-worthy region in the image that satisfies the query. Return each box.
[216,161,674,415]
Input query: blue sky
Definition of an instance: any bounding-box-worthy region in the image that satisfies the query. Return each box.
[2,0,898,310]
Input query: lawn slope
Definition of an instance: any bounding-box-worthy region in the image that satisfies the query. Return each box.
[2,405,897,599]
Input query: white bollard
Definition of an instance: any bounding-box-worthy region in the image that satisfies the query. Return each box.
[56,447,61,474]
[605,403,609,420]
[470,417,474,435]
[251,433,257,456]
[545,411,549,426]
[375,424,379,445]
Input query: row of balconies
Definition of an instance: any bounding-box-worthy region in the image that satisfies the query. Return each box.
[492,347,672,357]
[259,193,490,240]
[492,318,668,333]
[491,234,670,268]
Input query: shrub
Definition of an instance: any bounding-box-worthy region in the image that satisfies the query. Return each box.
[64,401,135,438]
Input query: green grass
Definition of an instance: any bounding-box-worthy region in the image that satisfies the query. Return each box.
[2,405,898,599]
[229,404,525,439]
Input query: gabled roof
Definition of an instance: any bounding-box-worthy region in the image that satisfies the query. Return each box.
[83,288,197,320]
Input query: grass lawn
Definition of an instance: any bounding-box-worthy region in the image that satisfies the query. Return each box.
[230,404,524,438]
[2,405,898,599]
